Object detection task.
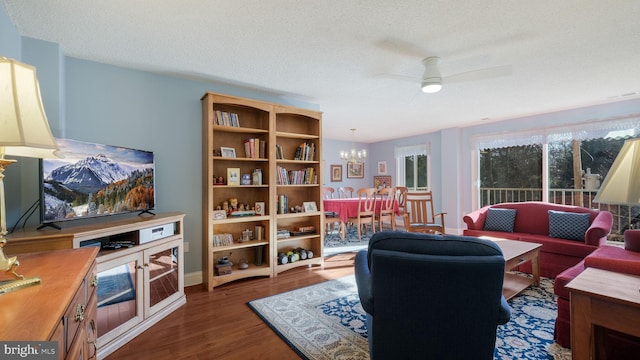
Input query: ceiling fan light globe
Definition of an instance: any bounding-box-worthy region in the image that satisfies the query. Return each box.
[421,81,442,93]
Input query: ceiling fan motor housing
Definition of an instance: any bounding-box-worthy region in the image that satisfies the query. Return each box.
[421,57,442,93]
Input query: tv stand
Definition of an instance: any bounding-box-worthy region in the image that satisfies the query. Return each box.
[5,212,186,359]
[36,222,61,231]
[138,209,156,216]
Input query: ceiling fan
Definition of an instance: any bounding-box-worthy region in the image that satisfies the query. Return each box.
[384,56,513,94]
[375,38,513,93]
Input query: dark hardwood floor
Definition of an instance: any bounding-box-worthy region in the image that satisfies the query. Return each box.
[105,252,358,360]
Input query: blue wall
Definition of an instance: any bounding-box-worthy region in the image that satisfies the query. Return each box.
[4,6,640,277]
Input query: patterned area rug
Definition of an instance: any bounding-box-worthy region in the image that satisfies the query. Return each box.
[248,274,572,360]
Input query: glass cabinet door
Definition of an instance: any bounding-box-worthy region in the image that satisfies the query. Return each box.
[96,252,144,340]
[145,239,183,316]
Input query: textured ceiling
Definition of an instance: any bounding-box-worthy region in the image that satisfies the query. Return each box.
[3,0,640,142]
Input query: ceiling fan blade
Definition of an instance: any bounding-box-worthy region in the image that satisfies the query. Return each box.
[374,38,432,59]
[374,73,420,83]
[445,65,513,84]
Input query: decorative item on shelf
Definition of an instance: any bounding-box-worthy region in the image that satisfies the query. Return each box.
[254,246,265,266]
[303,201,318,212]
[220,147,236,158]
[212,176,225,185]
[0,57,60,293]
[252,168,262,185]
[254,201,265,216]
[240,229,253,243]
[215,256,233,275]
[277,247,314,265]
[241,173,251,185]
[340,128,366,164]
[330,164,342,182]
[227,168,240,185]
[238,258,249,270]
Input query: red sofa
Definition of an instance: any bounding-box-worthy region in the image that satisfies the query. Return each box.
[554,230,640,354]
[463,201,613,278]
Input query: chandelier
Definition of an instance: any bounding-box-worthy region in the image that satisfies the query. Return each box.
[340,129,366,163]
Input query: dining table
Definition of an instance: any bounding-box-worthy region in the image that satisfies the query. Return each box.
[323,198,399,240]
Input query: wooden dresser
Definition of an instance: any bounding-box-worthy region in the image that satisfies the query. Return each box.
[0,247,99,360]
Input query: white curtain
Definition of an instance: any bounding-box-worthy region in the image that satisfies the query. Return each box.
[471,115,640,150]
[394,143,430,157]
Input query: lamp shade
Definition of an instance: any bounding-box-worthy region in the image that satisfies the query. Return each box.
[0,57,58,159]
[593,138,640,205]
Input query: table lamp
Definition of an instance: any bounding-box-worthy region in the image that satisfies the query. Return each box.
[593,138,640,207]
[0,57,59,294]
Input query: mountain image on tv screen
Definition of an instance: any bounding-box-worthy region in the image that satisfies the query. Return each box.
[41,138,155,223]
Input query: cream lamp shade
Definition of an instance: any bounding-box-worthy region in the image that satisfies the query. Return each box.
[0,57,58,159]
[593,138,640,206]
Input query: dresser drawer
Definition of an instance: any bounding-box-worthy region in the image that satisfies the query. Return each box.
[64,279,87,353]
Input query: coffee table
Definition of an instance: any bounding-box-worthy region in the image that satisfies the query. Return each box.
[480,237,542,300]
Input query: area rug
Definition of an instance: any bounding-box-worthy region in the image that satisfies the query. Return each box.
[97,264,135,307]
[248,275,571,360]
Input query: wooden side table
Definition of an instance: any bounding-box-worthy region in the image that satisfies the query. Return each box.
[566,267,640,360]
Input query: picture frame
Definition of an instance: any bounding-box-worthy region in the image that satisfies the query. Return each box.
[377,161,387,175]
[227,167,240,186]
[212,210,227,220]
[220,147,236,158]
[303,201,318,212]
[373,175,392,189]
[254,201,265,216]
[330,164,342,182]
[347,162,364,179]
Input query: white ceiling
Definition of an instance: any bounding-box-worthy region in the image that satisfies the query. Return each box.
[3,0,640,143]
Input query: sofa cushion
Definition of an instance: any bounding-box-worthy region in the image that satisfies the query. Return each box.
[585,245,640,276]
[483,208,517,232]
[548,210,590,241]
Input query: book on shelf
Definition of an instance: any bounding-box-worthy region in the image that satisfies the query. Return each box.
[276,166,316,185]
[213,110,240,127]
[278,194,288,214]
[293,142,315,161]
[212,233,234,247]
[243,138,267,158]
[275,144,284,159]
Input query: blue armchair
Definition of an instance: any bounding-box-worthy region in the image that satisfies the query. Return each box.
[355,231,511,359]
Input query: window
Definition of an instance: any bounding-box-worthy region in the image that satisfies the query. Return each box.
[395,144,430,190]
[473,117,640,240]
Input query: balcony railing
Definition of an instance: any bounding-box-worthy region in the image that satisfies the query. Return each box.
[480,187,639,242]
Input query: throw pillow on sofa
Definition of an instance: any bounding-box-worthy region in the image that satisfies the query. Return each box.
[548,210,590,241]
[483,208,517,232]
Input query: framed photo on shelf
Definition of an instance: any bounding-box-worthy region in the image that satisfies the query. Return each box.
[377,161,387,175]
[212,210,227,220]
[330,164,342,182]
[303,201,318,212]
[220,147,236,158]
[374,175,392,189]
[227,167,241,186]
[254,201,265,216]
[347,162,364,179]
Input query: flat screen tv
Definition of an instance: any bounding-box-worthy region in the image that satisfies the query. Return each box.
[40,138,155,227]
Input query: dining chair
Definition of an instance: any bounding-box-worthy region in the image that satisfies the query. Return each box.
[376,187,396,231]
[322,187,335,199]
[403,191,446,234]
[338,186,355,198]
[347,188,377,240]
